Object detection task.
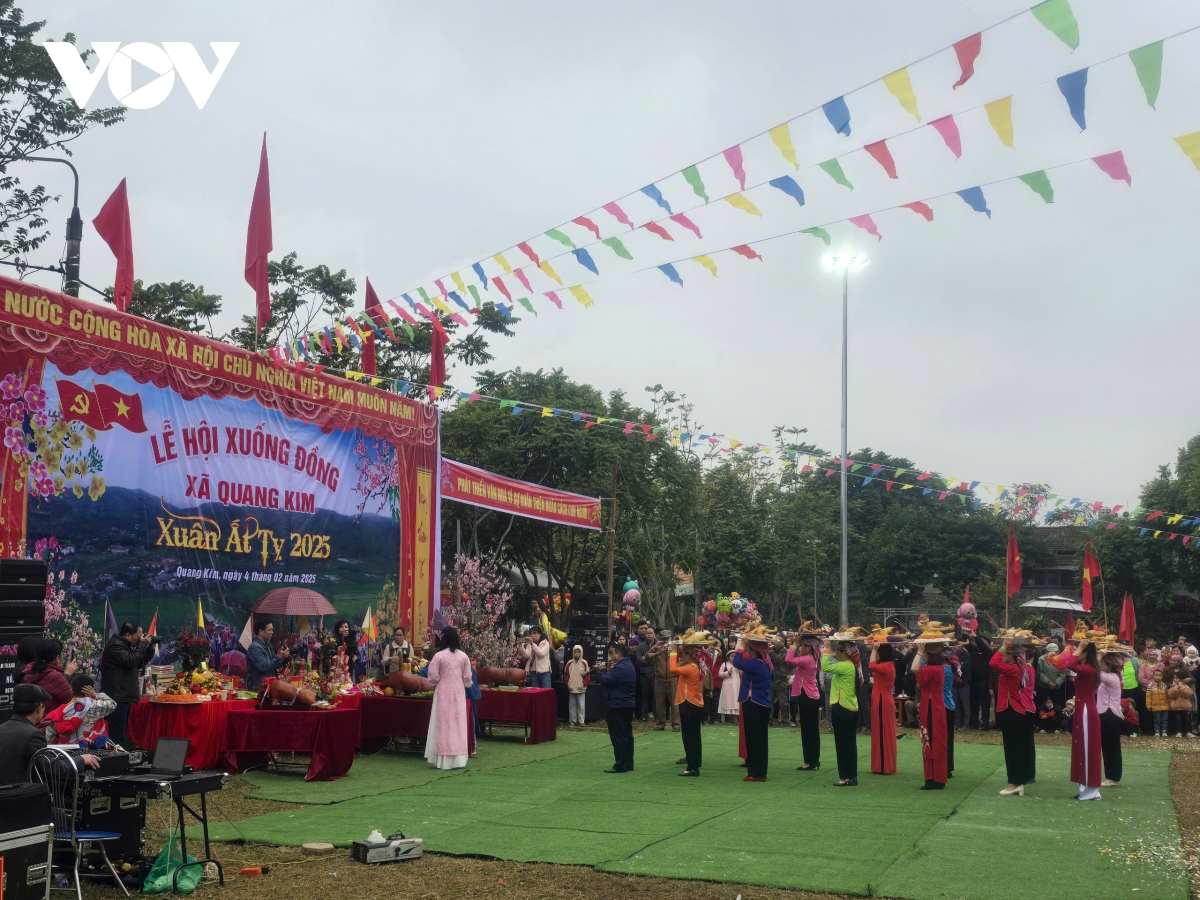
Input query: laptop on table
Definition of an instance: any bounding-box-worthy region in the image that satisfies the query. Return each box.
[128,737,191,780]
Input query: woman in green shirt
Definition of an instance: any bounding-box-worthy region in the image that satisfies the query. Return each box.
[821,639,860,786]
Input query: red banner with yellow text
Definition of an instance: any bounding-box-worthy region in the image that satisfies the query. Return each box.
[439,458,602,530]
[0,275,440,639]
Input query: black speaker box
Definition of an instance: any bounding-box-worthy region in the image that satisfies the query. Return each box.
[0,560,48,602]
[0,601,46,640]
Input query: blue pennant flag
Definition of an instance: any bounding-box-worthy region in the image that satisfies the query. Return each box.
[1057,68,1088,130]
[640,184,672,216]
[1139,528,1148,536]
[396,380,411,396]
[658,263,683,286]
[969,481,980,491]
[922,488,931,495]
[471,262,488,289]
[572,247,598,275]
[572,412,582,421]
[494,303,512,321]
[511,405,524,415]
[862,477,874,486]
[822,96,851,136]
[768,175,805,207]
[448,290,471,312]
[401,293,417,309]
[956,187,991,218]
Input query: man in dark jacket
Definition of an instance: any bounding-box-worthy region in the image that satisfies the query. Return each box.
[967,633,994,730]
[634,624,657,721]
[0,685,99,784]
[598,643,636,773]
[99,622,155,746]
[245,620,290,690]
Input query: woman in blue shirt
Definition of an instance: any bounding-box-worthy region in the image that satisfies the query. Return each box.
[733,637,773,782]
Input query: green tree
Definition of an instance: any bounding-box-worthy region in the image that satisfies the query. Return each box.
[0,4,124,264]
[122,279,222,334]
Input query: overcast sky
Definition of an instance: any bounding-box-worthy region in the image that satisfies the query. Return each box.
[23,0,1200,509]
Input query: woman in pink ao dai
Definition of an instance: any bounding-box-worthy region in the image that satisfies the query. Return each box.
[424,626,475,770]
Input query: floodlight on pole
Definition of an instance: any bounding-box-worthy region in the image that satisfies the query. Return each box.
[825,249,867,628]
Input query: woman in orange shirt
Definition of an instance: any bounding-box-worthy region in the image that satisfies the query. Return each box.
[670,644,706,776]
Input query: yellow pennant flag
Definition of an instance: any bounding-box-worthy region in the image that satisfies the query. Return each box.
[431,294,453,314]
[882,68,921,122]
[985,97,1015,149]
[1154,530,1161,538]
[539,260,563,285]
[433,386,446,398]
[197,598,204,629]
[493,252,513,274]
[724,193,762,216]
[451,271,468,294]
[901,484,914,491]
[568,285,594,308]
[346,371,364,382]
[1168,513,1184,525]
[996,485,1006,496]
[541,406,553,418]
[768,122,798,169]
[370,377,382,386]
[730,440,742,449]
[1175,131,1200,170]
[693,255,718,277]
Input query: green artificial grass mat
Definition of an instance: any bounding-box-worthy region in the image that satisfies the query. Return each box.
[209,726,1188,899]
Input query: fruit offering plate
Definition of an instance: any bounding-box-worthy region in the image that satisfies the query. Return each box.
[151,693,210,704]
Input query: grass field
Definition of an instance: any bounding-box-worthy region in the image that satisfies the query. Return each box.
[203,725,1189,899]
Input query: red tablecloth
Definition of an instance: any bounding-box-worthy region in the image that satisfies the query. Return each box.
[220,707,359,781]
[348,695,477,754]
[126,698,257,769]
[476,688,557,744]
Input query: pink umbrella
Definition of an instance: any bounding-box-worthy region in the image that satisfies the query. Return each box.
[252,587,337,616]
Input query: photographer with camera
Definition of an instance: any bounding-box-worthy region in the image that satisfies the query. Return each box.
[99,621,158,746]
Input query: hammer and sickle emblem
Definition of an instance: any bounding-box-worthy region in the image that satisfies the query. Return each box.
[69,393,90,416]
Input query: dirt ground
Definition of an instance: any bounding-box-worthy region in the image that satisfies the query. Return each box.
[83,728,1200,900]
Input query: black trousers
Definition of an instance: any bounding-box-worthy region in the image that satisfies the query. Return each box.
[797,693,822,766]
[996,707,1036,785]
[106,701,131,747]
[679,701,704,770]
[945,708,955,775]
[969,681,991,729]
[637,672,654,719]
[1100,709,1124,783]
[606,707,634,771]
[831,703,858,780]
[742,701,770,778]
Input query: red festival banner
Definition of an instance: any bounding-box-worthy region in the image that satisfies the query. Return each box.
[440,458,602,530]
[0,276,440,639]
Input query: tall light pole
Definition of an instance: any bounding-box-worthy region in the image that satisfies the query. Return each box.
[18,157,82,297]
[823,250,868,628]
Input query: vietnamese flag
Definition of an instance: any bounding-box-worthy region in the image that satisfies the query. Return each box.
[1118,592,1136,644]
[95,383,147,433]
[1006,524,1022,598]
[1081,537,1101,611]
[91,178,134,312]
[245,134,273,332]
[55,379,108,430]
[427,311,448,387]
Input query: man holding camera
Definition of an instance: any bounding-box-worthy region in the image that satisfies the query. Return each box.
[100,622,157,746]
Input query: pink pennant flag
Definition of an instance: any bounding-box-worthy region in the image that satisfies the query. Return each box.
[513,268,533,292]
[952,34,982,89]
[643,221,674,241]
[825,469,836,477]
[622,422,635,434]
[1017,489,1029,498]
[885,481,894,491]
[938,491,948,500]
[670,213,702,239]
[468,393,481,403]
[1107,522,1117,530]
[1092,151,1131,185]
[929,115,962,159]
[517,241,540,265]
[543,290,563,309]
[902,201,934,221]
[917,472,932,480]
[731,245,762,261]
[572,216,601,239]
[1092,501,1103,513]
[603,202,634,230]
[864,140,898,179]
[434,278,449,298]
[493,275,512,302]
[451,312,471,327]
[1112,505,1124,514]
[849,214,882,241]
[723,145,747,190]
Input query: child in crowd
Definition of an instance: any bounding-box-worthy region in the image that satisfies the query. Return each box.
[1036,695,1060,733]
[1061,697,1075,734]
[43,673,115,745]
[564,645,590,726]
[1146,668,1170,736]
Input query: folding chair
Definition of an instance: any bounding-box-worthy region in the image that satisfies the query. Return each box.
[28,746,130,900]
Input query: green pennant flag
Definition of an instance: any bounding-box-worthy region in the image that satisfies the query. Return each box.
[499,400,517,409]
[516,297,537,316]
[1129,41,1163,109]
[682,165,709,203]
[818,158,853,190]
[602,236,632,259]
[467,284,481,306]
[545,228,576,249]
[800,227,831,245]
[399,322,414,340]
[308,334,320,355]
[417,286,431,302]
[1018,170,1054,203]
[1031,0,1079,51]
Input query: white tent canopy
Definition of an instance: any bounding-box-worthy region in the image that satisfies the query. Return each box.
[1020,596,1086,613]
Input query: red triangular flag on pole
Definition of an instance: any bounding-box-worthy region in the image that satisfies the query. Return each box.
[1118,592,1136,644]
[147,609,158,637]
[245,134,273,332]
[92,178,134,312]
[1064,611,1075,637]
[1006,524,1022,598]
[361,279,380,376]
